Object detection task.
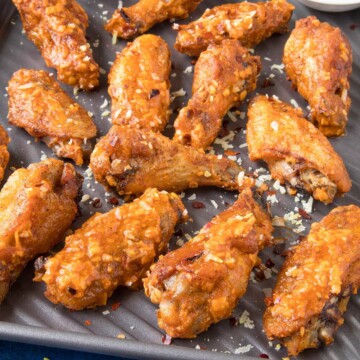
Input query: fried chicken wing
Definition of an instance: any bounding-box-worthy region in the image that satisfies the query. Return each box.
[8,69,97,166]
[174,0,294,57]
[105,0,203,40]
[246,95,351,204]
[12,0,100,90]
[0,125,10,183]
[90,125,249,197]
[283,16,352,137]
[0,159,82,303]
[263,205,360,356]
[108,35,171,132]
[173,40,261,150]
[144,188,273,338]
[34,188,187,310]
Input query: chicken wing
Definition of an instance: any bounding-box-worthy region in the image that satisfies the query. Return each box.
[90,125,249,197]
[173,39,261,150]
[34,188,187,310]
[108,35,171,132]
[263,205,360,356]
[246,95,351,204]
[8,69,97,166]
[144,188,273,338]
[105,0,203,40]
[283,16,352,137]
[0,159,82,303]
[174,0,294,57]
[0,125,10,183]
[12,0,100,90]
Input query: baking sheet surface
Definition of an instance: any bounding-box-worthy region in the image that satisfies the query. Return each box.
[0,0,359,359]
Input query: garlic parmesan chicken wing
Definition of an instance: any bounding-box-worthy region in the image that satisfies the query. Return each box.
[105,0,203,40]
[174,0,294,57]
[0,159,82,304]
[264,205,360,356]
[246,96,351,204]
[12,0,99,90]
[90,125,247,197]
[0,125,10,183]
[144,188,273,338]
[283,16,352,137]
[8,69,97,166]
[108,35,171,131]
[173,40,261,150]
[34,188,187,310]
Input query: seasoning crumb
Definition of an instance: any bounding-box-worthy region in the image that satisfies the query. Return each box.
[117,333,126,339]
[84,320,92,326]
[111,302,121,311]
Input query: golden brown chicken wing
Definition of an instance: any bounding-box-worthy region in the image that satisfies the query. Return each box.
[144,188,273,338]
[105,0,203,40]
[173,39,261,150]
[8,69,97,166]
[12,0,100,90]
[108,35,171,132]
[246,95,351,204]
[0,125,10,183]
[90,125,249,197]
[174,0,294,57]
[263,205,360,356]
[0,159,82,303]
[283,16,352,137]
[34,188,187,310]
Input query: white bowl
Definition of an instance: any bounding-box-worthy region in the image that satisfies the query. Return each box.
[296,0,360,12]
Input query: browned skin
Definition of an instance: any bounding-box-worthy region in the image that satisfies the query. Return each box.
[0,125,10,183]
[173,40,261,150]
[283,16,352,137]
[0,159,82,304]
[108,35,171,132]
[144,188,273,338]
[34,188,187,310]
[246,95,351,204]
[12,0,99,90]
[8,69,97,166]
[175,0,294,57]
[90,125,249,197]
[105,0,203,40]
[264,205,360,356]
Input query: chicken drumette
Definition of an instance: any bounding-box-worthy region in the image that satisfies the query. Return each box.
[0,125,10,183]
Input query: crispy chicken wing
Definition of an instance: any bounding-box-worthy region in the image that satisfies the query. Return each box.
[283,16,352,137]
[34,188,187,310]
[173,40,261,150]
[0,125,10,183]
[263,205,360,356]
[8,69,97,166]
[0,159,82,303]
[12,0,100,90]
[90,125,249,197]
[174,0,294,57]
[105,0,203,40]
[246,95,351,204]
[144,188,273,338]
[108,35,171,132]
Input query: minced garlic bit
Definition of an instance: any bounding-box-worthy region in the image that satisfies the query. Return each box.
[81,194,91,203]
[183,66,193,74]
[170,88,187,102]
[239,310,255,329]
[290,98,299,108]
[270,63,285,73]
[100,98,108,108]
[234,344,254,354]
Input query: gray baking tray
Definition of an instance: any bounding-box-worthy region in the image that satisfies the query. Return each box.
[0,0,359,359]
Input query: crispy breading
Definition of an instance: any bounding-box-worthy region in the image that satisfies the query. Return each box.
[90,125,249,197]
[283,16,352,137]
[12,0,99,90]
[105,0,203,39]
[8,69,97,166]
[34,188,187,310]
[0,159,82,304]
[108,35,171,132]
[175,0,294,57]
[0,125,10,183]
[246,95,351,204]
[263,205,360,356]
[173,40,261,150]
[144,188,273,338]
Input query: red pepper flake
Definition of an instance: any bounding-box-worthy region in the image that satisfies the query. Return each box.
[92,198,102,209]
[108,197,119,206]
[254,268,265,282]
[162,334,172,345]
[111,302,121,311]
[200,346,207,350]
[259,354,270,358]
[174,228,184,237]
[192,201,205,209]
[224,150,240,156]
[267,190,276,196]
[84,320,92,326]
[261,78,275,88]
[298,208,311,219]
[218,126,230,138]
[350,24,358,30]
[265,258,275,268]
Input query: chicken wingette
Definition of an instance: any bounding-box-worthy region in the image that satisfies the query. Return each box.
[144,188,273,338]
[0,125,10,183]
[264,205,360,356]
[0,159,82,304]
